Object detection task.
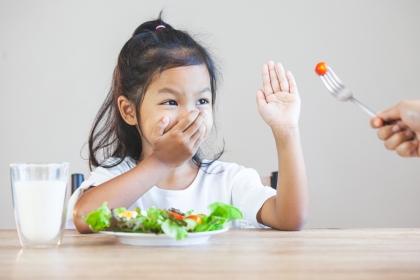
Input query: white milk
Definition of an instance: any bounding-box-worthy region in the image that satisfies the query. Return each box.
[14,181,67,243]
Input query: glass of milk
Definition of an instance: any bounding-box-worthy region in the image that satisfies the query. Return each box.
[10,163,69,248]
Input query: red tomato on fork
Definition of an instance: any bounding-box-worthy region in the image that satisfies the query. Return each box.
[315,62,328,76]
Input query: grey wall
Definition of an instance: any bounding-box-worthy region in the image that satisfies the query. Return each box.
[1,0,419,229]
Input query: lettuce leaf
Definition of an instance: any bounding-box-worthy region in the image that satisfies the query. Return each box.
[194,202,243,232]
[83,202,112,232]
[161,219,188,240]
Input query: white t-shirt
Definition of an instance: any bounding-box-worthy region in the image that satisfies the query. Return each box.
[66,158,276,229]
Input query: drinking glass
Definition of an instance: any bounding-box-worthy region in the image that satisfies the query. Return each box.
[10,162,69,248]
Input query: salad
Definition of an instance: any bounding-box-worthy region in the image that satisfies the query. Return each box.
[83,202,243,240]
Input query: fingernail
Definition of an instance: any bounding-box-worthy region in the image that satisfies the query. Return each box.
[413,140,419,145]
[405,130,413,138]
[374,119,381,127]
[192,109,199,114]
[392,125,400,132]
[162,116,168,122]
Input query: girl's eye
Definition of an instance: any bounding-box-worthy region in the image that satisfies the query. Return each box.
[162,100,177,106]
[196,99,209,105]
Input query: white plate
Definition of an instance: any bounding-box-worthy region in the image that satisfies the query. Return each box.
[99,227,228,246]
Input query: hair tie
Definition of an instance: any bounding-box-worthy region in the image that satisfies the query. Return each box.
[156,25,165,30]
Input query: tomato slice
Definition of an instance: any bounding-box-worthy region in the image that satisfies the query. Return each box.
[315,62,328,76]
[167,211,184,220]
[185,215,203,225]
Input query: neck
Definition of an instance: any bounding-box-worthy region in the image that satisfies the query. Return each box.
[159,160,200,190]
[138,153,200,190]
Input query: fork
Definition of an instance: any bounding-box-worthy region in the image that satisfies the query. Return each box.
[318,65,376,117]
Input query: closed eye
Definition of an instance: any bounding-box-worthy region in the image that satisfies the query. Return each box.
[162,100,177,106]
[196,99,209,105]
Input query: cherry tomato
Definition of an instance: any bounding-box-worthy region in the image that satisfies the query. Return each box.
[167,211,184,220]
[315,62,328,76]
[185,215,203,225]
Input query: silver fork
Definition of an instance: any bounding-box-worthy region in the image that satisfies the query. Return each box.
[320,66,376,117]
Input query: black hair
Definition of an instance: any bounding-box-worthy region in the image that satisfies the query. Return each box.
[88,13,223,170]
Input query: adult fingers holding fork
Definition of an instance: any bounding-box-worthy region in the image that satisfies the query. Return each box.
[370,100,420,157]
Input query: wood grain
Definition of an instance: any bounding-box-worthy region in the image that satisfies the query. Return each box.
[0,228,419,279]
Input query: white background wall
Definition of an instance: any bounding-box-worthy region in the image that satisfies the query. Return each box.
[1,0,419,229]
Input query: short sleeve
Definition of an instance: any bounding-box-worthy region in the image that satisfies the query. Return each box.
[65,158,135,229]
[231,168,276,228]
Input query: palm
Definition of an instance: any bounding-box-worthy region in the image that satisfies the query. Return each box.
[257,62,301,129]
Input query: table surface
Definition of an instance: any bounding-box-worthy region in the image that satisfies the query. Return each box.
[1,228,420,280]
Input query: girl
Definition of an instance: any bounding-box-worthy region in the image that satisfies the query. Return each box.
[67,16,308,233]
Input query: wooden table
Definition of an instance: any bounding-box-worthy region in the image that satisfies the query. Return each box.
[1,228,420,279]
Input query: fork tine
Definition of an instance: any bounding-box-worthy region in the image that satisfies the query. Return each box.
[325,72,344,91]
[323,73,342,92]
[320,76,335,93]
[327,67,345,89]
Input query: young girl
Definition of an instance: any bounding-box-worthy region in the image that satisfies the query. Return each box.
[67,16,308,233]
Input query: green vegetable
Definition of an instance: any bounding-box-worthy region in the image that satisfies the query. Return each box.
[195,202,243,232]
[183,218,198,231]
[161,219,188,240]
[82,202,111,232]
[83,201,243,240]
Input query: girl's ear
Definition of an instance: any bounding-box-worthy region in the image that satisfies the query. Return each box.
[117,96,138,126]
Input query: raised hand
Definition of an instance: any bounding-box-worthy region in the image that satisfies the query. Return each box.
[257,61,301,130]
[150,110,207,168]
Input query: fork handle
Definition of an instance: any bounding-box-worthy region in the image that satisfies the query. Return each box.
[350,97,398,126]
[350,97,377,117]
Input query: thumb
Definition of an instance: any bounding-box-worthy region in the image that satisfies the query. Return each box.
[377,104,402,122]
[256,89,268,111]
[151,117,169,140]
[370,116,383,128]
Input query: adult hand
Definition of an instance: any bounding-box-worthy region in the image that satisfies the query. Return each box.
[370,100,420,157]
[151,109,207,168]
[257,61,301,130]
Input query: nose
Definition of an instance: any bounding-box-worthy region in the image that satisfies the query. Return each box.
[177,105,200,121]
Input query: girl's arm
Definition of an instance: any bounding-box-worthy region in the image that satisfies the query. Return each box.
[255,61,309,230]
[73,155,171,233]
[73,110,207,233]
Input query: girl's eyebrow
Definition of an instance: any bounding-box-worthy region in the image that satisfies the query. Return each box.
[157,87,211,95]
[199,87,211,94]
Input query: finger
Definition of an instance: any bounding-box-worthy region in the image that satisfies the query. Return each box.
[286,71,298,95]
[370,117,383,128]
[151,116,169,140]
[395,120,409,130]
[183,111,207,138]
[172,109,200,133]
[376,103,402,122]
[191,123,206,144]
[261,64,273,96]
[377,125,401,140]
[268,61,281,93]
[256,89,268,111]
[193,126,206,151]
[395,139,419,157]
[384,130,414,151]
[414,140,420,157]
[275,63,289,93]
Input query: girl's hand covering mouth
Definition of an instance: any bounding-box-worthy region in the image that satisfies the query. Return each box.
[150,109,208,169]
